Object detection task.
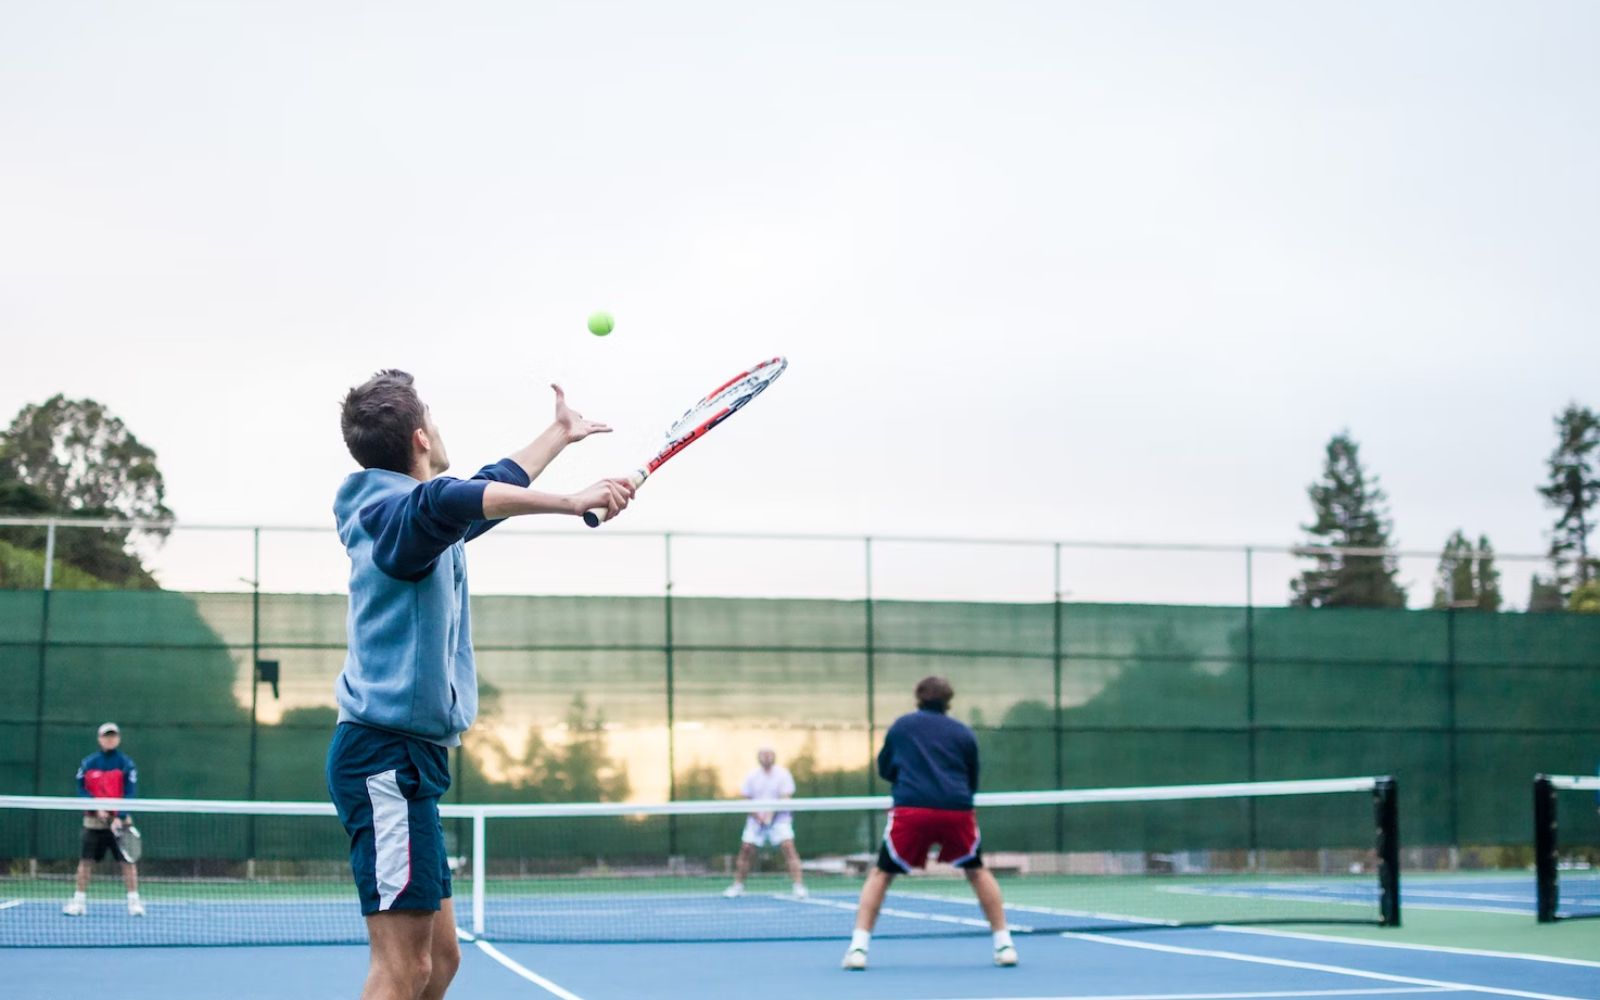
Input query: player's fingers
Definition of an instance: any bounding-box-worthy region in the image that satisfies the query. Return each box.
[586,422,613,434]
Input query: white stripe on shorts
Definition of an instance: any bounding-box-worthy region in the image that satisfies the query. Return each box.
[366,769,411,910]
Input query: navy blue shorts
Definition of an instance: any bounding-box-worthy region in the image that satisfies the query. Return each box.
[326,722,452,916]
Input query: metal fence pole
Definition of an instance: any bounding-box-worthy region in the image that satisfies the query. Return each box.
[28,528,55,860]
[1245,547,1258,866]
[1052,542,1064,852]
[864,537,875,795]
[42,519,56,592]
[247,529,261,863]
[663,533,677,856]
[1445,607,1459,861]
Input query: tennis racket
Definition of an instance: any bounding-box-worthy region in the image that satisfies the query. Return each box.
[584,356,788,527]
[113,820,142,864]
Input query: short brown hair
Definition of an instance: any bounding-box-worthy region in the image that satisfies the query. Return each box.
[341,370,426,473]
[915,676,954,713]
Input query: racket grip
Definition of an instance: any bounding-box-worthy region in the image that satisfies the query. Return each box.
[583,472,647,528]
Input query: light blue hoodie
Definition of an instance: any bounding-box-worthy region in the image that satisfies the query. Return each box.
[332,459,529,746]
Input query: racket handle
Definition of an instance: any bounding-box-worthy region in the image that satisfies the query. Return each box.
[583,472,647,528]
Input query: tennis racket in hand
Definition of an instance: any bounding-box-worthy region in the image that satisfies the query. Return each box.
[112,819,142,864]
[584,356,788,527]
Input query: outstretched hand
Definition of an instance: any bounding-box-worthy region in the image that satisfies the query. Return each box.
[553,384,612,443]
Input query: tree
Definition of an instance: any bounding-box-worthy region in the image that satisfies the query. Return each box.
[1431,531,1502,611]
[1571,581,1600,614]
[0,396,172,588]
[1291,432,1407,608]
[1538,403,1600,601]
[1527,575,1566,613]
[466,693,630,802]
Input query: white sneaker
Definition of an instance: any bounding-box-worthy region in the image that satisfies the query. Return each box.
[722,883,745,899]
[127,898,146,917]
[841,947,868,971]
[62,898,86,917]
[791,884,809,899]
[994,944,1018,967]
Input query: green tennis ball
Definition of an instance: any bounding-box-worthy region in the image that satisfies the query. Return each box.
[587,311,614,337]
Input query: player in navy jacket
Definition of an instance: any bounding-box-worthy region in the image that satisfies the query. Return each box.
[843,677,1017,971]
[328,370,632,1000]
[63,722,143,917]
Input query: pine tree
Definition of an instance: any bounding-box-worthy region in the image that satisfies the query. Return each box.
[1527,574,1566,613]
[1473,535,1503,612]
[1538,403,1600,600]
[1431,531,1501,611]
[1291,431,1407,608]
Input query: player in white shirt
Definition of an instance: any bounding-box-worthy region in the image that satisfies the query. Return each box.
[723,747,807,899]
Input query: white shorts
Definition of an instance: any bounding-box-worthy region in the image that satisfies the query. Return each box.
[741,817,795,848]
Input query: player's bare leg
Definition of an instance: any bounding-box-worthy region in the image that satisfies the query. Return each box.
[724,843,758,897]
[364,909,437,1000]
[843,868,895,969]
[733,843,756,884]
[963,867,1017,967]
[63,859,93,915]
[121,861,144,916]
[780,839,807,896]
[418,899,462,1000]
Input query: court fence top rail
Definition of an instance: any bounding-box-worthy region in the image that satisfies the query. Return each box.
[0,515,1550,606]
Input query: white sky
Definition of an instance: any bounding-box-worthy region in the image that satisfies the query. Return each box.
[3,1,1597,606]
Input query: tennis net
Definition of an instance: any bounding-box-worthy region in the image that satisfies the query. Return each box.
[1534,773,1600,922]
[0,776,1398,947]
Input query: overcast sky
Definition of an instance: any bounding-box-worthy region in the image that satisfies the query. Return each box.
[3,1,1596,606]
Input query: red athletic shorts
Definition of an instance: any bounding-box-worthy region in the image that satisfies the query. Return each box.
[878,806,983,873]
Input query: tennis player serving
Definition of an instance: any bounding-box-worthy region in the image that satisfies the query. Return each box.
[328,371,633,1000]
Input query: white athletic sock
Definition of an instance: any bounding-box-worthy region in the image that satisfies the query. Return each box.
[850,929,872,951]
[127,891,140,900]
[72,891,86,902]
[993,929,1013,949]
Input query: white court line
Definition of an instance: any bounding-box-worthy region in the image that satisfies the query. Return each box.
[907,989,1454,1000]
[1158,885,1529,917]
[890,889,1175,929]
[1063,932,1591,1000]
[785,892,1033,932]
[1218,926,1600,971]
[0,899,22,911]
[455,928,586,1000]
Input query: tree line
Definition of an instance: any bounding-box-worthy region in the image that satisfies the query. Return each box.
[1,394,1596,610]
[1292,404,1599,612]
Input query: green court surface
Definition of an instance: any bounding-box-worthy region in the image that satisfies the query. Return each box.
[1273,905,1600,963]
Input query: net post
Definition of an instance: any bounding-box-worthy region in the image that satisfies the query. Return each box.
[1533,774,1558,923]
[42,518,56,591]
[472,808,486,936]
[1374,776,1401,927]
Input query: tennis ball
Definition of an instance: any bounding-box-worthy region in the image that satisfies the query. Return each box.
[587,311,614,337]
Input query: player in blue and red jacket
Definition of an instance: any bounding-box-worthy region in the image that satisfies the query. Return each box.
[842,677,1018,971]
[63,722,143,917]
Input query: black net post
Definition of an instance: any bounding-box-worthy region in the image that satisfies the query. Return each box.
[1374,776,1401,927]
[1533,774,1558,923]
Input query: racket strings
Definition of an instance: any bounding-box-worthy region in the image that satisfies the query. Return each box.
[664,363,785,441]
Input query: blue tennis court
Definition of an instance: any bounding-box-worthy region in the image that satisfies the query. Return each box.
[7,925,1598,1000]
